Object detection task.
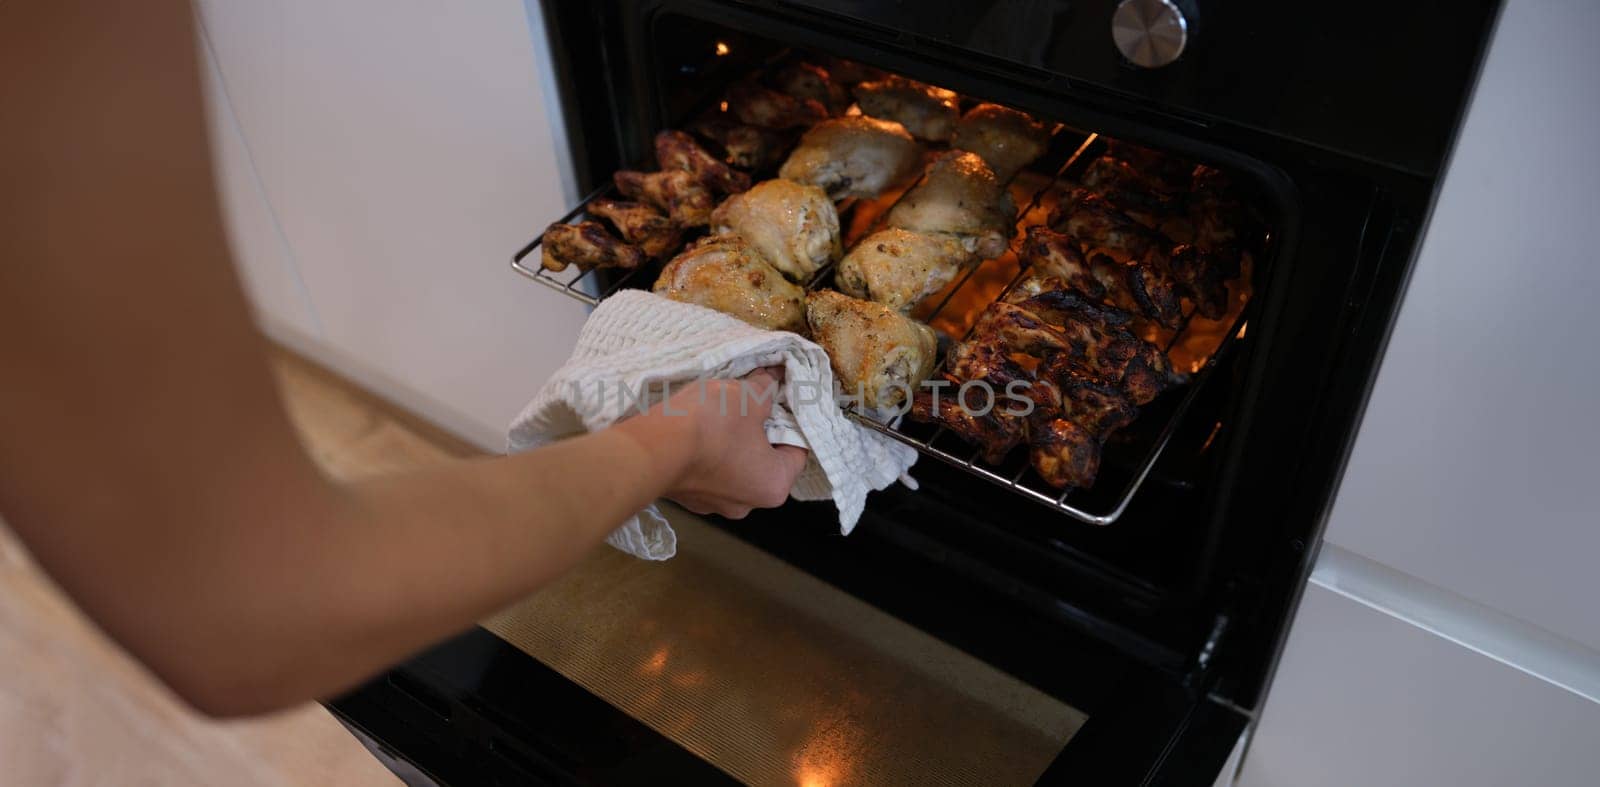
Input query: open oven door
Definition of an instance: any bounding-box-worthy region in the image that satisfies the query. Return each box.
[328,507,1247,787]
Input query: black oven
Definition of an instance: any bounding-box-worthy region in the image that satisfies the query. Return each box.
[331,1,1499,783]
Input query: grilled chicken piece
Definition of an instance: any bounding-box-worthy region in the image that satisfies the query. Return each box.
[814,55,886,86]
[1081,157,1190,236]
[652,236,806,332]
[1053,190,1185,327]
[1027,417,1102,489]
[910,375,1026,464]
[614,169,715,226]
[805,290,937,410]
[778,116,923,199]
[1040,364,1139,437]
[951,103,1051,182]
[1020,226,1105,300]
[1104,138,1194,191]
[773,62,849,115]
[540,220,645,273]
[587,199,682,259]
[711,179,841,282]
[728,79,828,129]
[888,151,1017,259]
[990,295,1176,405]
[654,130,751,195]
[1168,243,1233,319]
[852,75,960,142]
[690,116,791,171]
[835,228,977,312]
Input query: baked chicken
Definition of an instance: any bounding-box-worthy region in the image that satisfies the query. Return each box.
[654,130,751,195]
[835,228,977,312]
[852,75,960,142]
[587,199,682,258]
[614,169,715,226]
[996,290,1176,405]
[711,179,841,282]
[772,61,849,115]
[951,103,1051,182]
[805,290,937,410]
[728,78,828,129]
[540,220,645,273]
[778,116,923,199]
[1051,190,1184,327]
[690,115,790,172]
[887,151,1017,259]
[1021,224,1183,328]
[652,236,806,333]
[910,374,1027,464]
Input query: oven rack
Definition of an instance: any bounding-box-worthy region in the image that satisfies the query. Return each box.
[510,127,1254,526]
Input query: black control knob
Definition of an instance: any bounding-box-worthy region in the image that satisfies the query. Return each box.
[1111,0,1191,68]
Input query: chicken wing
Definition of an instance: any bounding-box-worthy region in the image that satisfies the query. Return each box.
[1027,417,1102,490]
[587,199,683,259]
[652,236,806,333]
[727,78,828,130]
[852,75,960,142]
[711,179,841,282]
[834,228,977,312]
[778,116,923,199]
[540,220,645,273]
[805,290,937,410]
[773,61,848,115]
[654,130,751,194]
[887,151,1017,259]
[614,169,715,226]
[951,103,1050,182]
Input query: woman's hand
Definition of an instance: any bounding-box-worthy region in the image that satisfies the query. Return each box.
[615,368,808,519]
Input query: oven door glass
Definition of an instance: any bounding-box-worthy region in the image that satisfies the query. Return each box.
[480,506,1085,785]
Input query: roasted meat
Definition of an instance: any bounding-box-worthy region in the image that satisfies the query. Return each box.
[835,228,977,312]
[852,75,960,142]
[814,54,885,86]
[772,61,849,115]
[652,236,806,333]
[654,129,751,195]
[1052,190,1185,327]
[1019,226,1105,300]
[587,199,683,259]
[1080,157,1190,236]
[711,179,842,282]
[909,375,1027,464]
[778,116,923,199]
[992,294,1176,405]
[1038,364,1138,437]
[805,290,937,410]
[1104,138,1194,191]
[951,103,1051,182]
[888,151,1017,259]
[1167,243,1233,319]
[614,169,715,227]
[1027,417,1101,490]
[727,78,828,129]
[540,220,644,273]
[690,116,790,171]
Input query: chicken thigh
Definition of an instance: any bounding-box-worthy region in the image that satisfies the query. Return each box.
[711,179,842,281]
[951,103,1050,182]
[852,75,960,141]
[887,151,1017,258]
[652,236,806,333]
[805,290,938,410]
[778,116,923,199]
[835,228,977,312]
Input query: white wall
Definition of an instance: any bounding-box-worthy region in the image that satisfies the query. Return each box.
[197,0,587,450]
[1240,0,1600,783]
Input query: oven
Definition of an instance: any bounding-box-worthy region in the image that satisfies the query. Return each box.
[329,1,1500,783]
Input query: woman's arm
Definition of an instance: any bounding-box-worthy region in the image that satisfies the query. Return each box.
[0,0,803,716]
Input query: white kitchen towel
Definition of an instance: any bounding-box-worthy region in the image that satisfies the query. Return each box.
[508,289,918,560]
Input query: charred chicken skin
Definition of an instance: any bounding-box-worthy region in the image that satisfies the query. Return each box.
[654,129,751,195]
[540,220,645,273]
[888,151,1017,259]
[909,375,1027,465]
[852,75,960,142]
[727,78,829,129]
[614,169,715,227]
[652,235,806,333]
[772,61,849,115]
[835,228,977,312]
[778,116,923,200]
[951,103,1051,183]
[1051,190,1185,327]
[711,179,842,282]
[587,199,682,259]
[805,290,937,411]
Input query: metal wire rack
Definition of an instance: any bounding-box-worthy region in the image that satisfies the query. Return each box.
[509,124,1258,526]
